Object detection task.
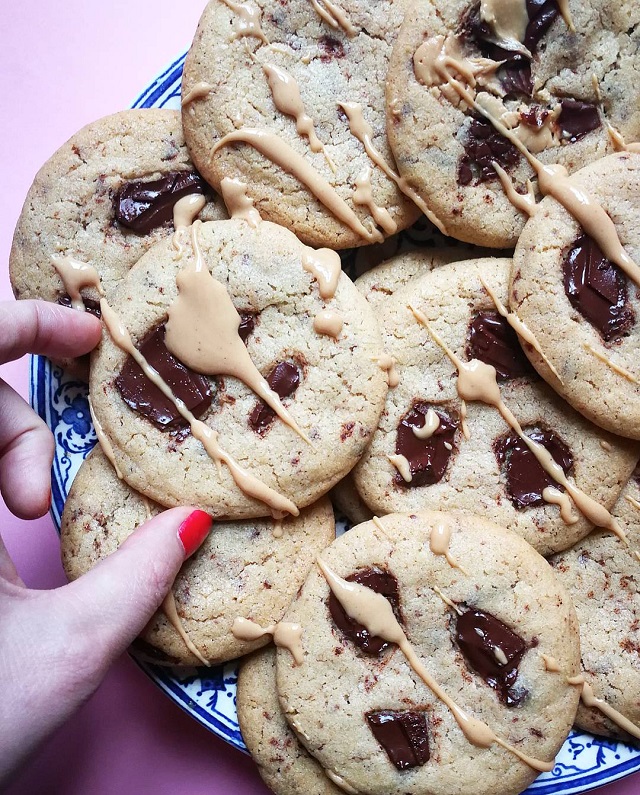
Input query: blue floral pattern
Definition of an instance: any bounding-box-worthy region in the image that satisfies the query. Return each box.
[28,52,640,793]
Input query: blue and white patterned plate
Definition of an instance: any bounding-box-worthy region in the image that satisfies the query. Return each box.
[30,52,640,794]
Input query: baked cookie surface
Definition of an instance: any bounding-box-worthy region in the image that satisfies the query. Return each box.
[276,511,581,795]
[61,446,335,666]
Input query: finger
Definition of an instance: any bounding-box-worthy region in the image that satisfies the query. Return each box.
[56,508,213,672]
[0,380,54,519]
[0,300,102,364]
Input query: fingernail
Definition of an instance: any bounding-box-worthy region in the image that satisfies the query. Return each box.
[177,510,213,558]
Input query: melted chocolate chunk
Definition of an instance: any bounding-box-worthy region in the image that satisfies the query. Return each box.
[563,234,634,342]
[494,428,573,508]
[115,325,212,430]
[249,361,300,434]
[557,99,601,142]
[366,711,430,770]
[456,609,528,706]
[457,117,521,185]
[329,568,401,655]
[114,171,208,235]
[524,0,559,51]
[466,312,531,380]
[238,313,256,343]
[395,405,458,487]
[57,294,102,318]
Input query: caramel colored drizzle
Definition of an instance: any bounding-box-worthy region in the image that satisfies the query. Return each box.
[542,486,579,525]
[372,354,399,387]
[480,0,529,50]
[302,247,342,299]
[492,163,537,216]
[324,771,359,795]
[353,167,397,234]
[231,617,304,664]
[338,101,447,234]
[371,515,393,540]
[181,81,213,106]
[211,128,378,242]
[411,306,626,541]
[429,519,467,573]
[221,0,269,43]
[432,585,464,614]
[89,399,124,480]
[388,453,412,482]
[161,591,210,666]
[413,407,440,439]
[479,275,562,382]
[164,222,309,444]
[600,440,613,452]
[100,299,299,518]
[308,0,357,37]
[541,654,561,672]
[318,558,554,772]
[272,518,284,538]
[220,177,262,227]
[263,63,336,171]
[173,193,207,231]
[556,0,576,32]
[625,494,640,511]
[583,343,639,385]
[51,255,105,311]
[313,310,344,338]
[606,124,640,154]
[567,676,640,740]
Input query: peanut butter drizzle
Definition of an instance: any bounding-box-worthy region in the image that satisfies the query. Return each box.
[388,453,412,482]
[165,222,309,445]
[607,124,640,154]
[600,440,613,452]
[352,167,397,235]
[181,81,213,106]
[372,515,393,540]
[308,0,357,37]
[414,39,640,285]
[263,63,336,172]
[479,275,562,382]
[100,298,299,518]
[541,654,561,672]
[231,617,304,664]
[51,255,105,311]
[566,676,640,740]
[141,496,153,521]
[221,0,269,44]
[161,591,210,666]
[432,585,464,614]
[492,162,537,216]
[173,194,207,231]
[89,399,124,480]
[302,247,342,299]
[625,494,640,512]
[542,486,579,525]
[220,177,262,227]
[317,558,554,772]
[411,306,626,541]
[324,771,359,795]
[583,343,639,385]
[372,354,399,388]
[211,128,379,242]
[480,0,529,51]
[337,101,447,235]
[413,407,440,439]
[313,310,344,338]
[272,518,284,538]
[556,0,576,32]
[429,519,467,573]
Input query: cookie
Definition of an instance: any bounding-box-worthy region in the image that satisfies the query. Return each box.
[549,467,640,742]
[10,108,226,309]
[330,474,373,526]
[181,0,421,249]
[238,645,343,795]
[510,151,640,439]
[276,510,581,795]
[352,257,639,555]
[386,0,640,247]
[90,217,388,519]
[61,446,335,666]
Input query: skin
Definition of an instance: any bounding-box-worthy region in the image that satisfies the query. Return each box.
[0,301,211,785]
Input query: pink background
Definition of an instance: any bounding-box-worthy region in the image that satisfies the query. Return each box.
[0,3,637,794]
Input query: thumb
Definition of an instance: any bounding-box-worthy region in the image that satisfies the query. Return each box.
[59,507,212,671]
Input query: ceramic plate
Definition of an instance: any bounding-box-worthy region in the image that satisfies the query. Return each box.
[30,52,640,795]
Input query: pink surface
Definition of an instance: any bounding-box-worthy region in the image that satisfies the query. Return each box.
[0,3,638,794]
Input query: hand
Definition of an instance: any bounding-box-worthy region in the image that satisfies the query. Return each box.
[0,301,213,785]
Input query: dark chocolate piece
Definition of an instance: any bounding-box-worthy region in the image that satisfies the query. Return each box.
[557,100,601,141]
[57,294,102,319]
[249,361,300,434]
[238,313,256,344]
[466,312,531,380]
[115,325,212,430]
[114,171,208,235]
[457,117,521,185]
[366,711,430,770]
[563,233,634,342]
[395,405,458,487]
[329,568,401,655]
[494,428,573,508]
[456,608,527,706]
[524,0,559,51]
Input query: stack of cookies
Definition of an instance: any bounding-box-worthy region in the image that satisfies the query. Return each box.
[10,0,640,793]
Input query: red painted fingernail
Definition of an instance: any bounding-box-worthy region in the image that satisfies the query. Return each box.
[177,510,213,558]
